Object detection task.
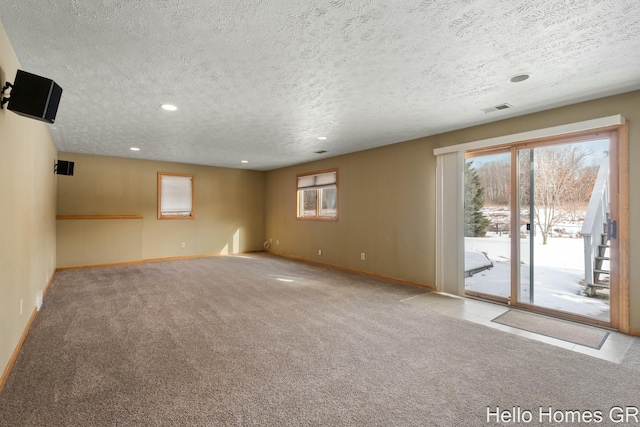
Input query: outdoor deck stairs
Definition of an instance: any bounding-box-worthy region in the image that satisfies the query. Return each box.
[585,224,610,297]
[580,155,611,298]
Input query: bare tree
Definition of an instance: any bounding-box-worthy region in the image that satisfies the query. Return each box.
[520,145,592,244]
[564,164,598,221]
[474,145,601,243]
[476,159,511,206]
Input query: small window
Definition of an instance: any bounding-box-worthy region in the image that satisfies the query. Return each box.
[158,172,195,220]
[297,169,337,220]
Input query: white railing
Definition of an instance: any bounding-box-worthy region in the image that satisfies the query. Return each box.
[580,155,609,287]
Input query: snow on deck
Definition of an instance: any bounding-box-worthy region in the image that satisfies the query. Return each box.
[464,234,609,321]
[465,251,493,277]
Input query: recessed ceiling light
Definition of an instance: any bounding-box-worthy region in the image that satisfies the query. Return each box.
[241,160,249,164]
[160,104,178,111]
[317,136,328,140]
[510,74,530,83]
[130,147,140,151]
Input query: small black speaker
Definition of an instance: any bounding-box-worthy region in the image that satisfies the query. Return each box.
[7,70,63,124]
[56,160,74,176]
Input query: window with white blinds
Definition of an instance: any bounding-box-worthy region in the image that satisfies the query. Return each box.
[158,173,195,219]
[296,169,338,220]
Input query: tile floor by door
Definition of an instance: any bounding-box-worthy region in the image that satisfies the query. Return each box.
[402,292,636,363]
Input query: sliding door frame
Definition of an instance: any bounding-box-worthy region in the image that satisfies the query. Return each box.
[434,116,629,332]
[509,130,618,328]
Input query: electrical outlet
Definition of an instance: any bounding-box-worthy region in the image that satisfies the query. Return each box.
[181,242,186,249]
[318,249,322,256]
[20,299,23,316]
[36,291,43,311]
[277,240,279,245]
[361,252,366,261]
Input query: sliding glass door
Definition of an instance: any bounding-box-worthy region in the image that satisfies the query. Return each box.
[464,150,511,302]
[464,134,615,324]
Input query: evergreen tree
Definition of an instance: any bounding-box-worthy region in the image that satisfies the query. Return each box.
[464,161,490,237]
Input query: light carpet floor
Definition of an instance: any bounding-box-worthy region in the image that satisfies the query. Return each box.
[1,253,638,426]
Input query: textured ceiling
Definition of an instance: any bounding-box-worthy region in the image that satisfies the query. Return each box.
[1,0,640,170]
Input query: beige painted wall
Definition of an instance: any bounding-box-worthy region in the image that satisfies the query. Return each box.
[0,23,58,380]
[265,142,436,286]
[265,90,640,329]
[56,153,266,267]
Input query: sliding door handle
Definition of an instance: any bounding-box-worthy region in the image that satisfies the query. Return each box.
[608,218,617,240]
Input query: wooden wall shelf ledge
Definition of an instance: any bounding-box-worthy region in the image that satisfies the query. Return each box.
[56,215,143,220]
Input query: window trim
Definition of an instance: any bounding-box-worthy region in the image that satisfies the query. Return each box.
[157,172,195,220]
[296,168,338,221]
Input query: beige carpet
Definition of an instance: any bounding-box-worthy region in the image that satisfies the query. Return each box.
[492,310,609,349]
[0,253,638,426]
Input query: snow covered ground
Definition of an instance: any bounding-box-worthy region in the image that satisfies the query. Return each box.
[465,234,609,321]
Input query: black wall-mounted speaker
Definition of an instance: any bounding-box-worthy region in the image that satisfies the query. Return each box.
[7,70,63,124]
[56,160,74,176]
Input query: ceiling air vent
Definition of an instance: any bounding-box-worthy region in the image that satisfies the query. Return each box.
[481,103,513,114]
